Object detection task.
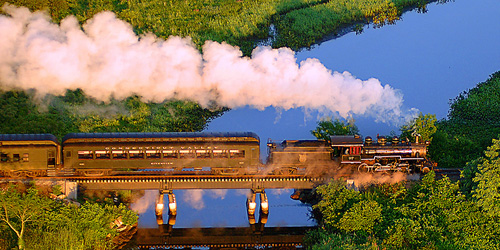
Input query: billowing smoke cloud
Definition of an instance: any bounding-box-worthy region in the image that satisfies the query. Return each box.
[0,5,413,122]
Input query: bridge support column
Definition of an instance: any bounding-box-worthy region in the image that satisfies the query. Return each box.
[64,181,78,200]
[246,190,257,216]
[259,209,268,225]
[167,192,177,216]
[259,191,269,215]
[155,192,165,225]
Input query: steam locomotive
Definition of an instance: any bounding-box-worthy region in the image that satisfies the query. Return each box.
[267,135,432,176]
[0,132,432,177]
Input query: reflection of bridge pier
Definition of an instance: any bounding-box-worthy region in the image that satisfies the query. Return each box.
[155,190,177,225]
[247,189,269,225]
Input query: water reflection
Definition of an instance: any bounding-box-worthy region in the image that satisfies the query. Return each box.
[135,224,313,249]
[134,189,315,229]
[129,189,315,249]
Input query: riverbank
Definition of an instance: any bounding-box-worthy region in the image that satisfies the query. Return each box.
[1,0,451,54]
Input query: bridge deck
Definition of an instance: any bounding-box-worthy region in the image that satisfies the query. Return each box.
[70,175,327,190]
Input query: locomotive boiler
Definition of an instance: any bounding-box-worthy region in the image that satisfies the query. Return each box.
[267,135,432,175]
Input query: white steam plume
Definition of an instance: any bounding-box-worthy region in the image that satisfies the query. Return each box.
[0,5,413,122]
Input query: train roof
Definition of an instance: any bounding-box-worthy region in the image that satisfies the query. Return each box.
[0,134,58,145]
[330,135,364,147]
[62,132,260,144]
[281,140,328,147]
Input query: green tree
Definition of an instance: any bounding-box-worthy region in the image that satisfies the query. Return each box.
[338,199,382,234]
[400,112,437,143]
[472,138,500,217]
[311,118,359,143]
[0,186,53,250]
[313,179,360,229]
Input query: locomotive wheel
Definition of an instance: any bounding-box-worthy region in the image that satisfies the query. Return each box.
[421,166,431,174]
[358,163,371,173]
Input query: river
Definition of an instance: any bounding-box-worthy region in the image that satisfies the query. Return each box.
[135,0,500,248]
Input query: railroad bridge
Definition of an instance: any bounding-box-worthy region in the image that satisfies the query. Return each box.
[1,174,331,225]
[71,174,328,225]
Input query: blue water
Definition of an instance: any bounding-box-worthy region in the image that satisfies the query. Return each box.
[138,0,500,228]
[207,0,500,146]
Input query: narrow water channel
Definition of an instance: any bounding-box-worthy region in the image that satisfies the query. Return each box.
[134,0,500,248]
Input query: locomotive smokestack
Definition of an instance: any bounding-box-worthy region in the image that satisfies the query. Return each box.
[0,5,415,123]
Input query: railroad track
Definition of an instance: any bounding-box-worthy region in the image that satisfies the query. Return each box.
[433,168,462,180]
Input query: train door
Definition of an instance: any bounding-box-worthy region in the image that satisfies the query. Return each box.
[47,150,56,167]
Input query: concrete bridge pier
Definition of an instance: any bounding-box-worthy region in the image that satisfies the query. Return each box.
[167,192,177,216]
[259,191,269,215]
[259,209,268,224]
[64,181,78,200]
[155,192,165,225]
[167,214,176,226]
[155,190,177,225]
[246,191,257,216]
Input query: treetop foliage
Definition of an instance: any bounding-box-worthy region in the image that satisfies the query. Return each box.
[311,118,360,143]
[471,138,500,218]
[0,89,227,140]
[400,112,437,143]
[0,184,138,249]
[307,172,500,249]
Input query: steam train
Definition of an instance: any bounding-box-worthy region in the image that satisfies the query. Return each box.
[267,135,432,176]
[0,132,432,177]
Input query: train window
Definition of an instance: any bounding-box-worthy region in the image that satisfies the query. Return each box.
[146,150,161,159]
[179,150,195,158]
[65,151,72,158]
[163,150,177,159]
[196,150,210,159]
[23,153,29,162]
[95,150,111,159]
[349,147,361,155]
[112,150,127,159]
[229,150,245,158]
[13,154,20,162]
[213,150,228,158]
[78,151,93,159]
[0,153,7,162]
[129,150,144,159]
